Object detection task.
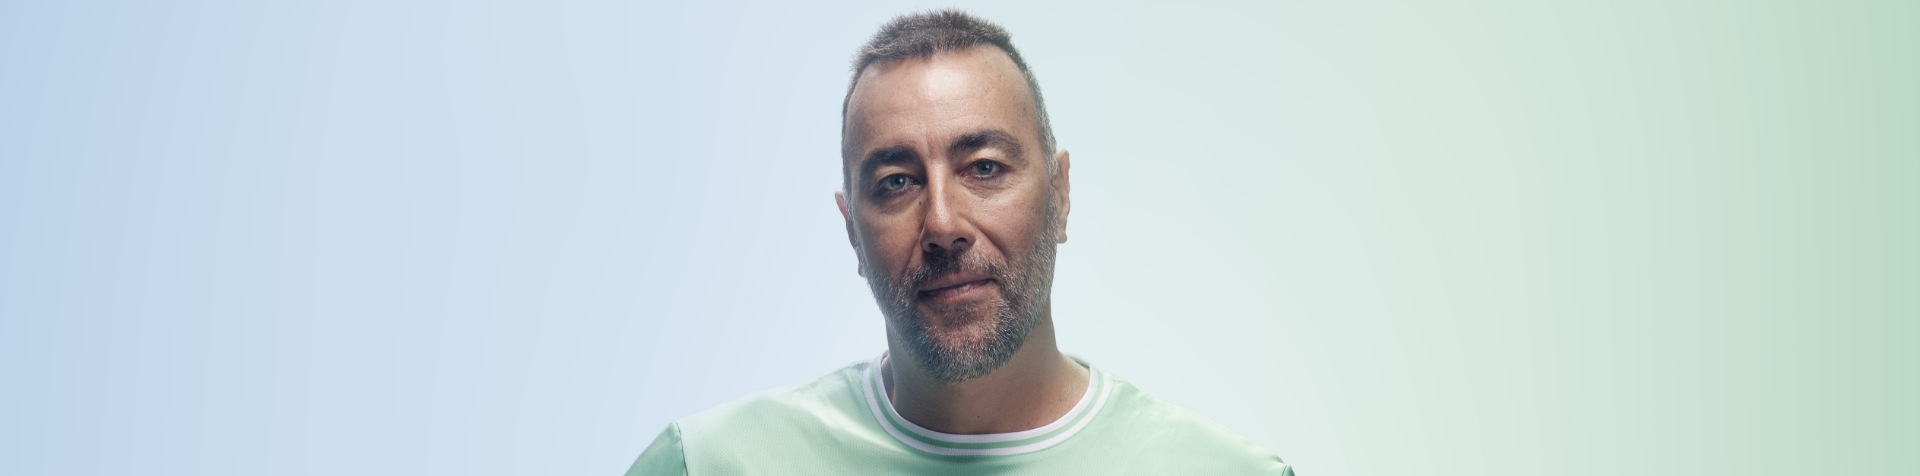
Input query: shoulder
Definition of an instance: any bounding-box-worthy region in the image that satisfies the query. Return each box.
[667,361,881,472]
[627,362,874,475]
[1085,373,1294,475]
[624,423,687,476]
[675,361,867,439]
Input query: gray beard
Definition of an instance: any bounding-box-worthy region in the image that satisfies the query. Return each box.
[865,202,1058,384]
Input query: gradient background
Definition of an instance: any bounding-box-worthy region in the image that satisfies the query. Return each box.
[2,1,1914,475]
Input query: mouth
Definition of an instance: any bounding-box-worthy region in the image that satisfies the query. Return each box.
[917,276,995,304]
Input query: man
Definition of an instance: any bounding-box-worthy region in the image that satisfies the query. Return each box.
[627,10,1292,475]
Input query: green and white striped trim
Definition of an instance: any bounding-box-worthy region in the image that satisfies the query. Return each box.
[861,353,1113,456]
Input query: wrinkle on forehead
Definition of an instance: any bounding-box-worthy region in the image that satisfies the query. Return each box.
[843,46,1041,166]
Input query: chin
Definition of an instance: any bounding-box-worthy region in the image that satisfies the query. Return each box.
[917,296,994,326]
[929,320,1001,353]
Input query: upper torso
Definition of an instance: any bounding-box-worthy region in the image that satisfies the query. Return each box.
[627,355,1292,475]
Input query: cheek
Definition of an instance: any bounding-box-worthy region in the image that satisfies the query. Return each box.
[857,217,922,265]
[975,197,1052,255]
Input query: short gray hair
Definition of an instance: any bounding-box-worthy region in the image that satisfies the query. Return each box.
[840,10,1057,193]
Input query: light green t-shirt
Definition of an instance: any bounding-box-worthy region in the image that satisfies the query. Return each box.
[626,355,1293,475]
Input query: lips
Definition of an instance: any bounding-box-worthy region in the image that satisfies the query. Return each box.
[918,274,995,302]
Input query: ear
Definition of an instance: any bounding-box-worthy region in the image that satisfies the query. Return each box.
[835,190,865,277]
[1051,149,1072,243]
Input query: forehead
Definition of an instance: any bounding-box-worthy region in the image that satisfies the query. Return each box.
[844,46,1040,160]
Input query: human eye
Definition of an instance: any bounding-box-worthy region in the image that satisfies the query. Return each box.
[968,161,1002,177]
[875,173,916,194]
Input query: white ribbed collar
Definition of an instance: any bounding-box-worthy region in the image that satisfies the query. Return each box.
[860,353,1114,456]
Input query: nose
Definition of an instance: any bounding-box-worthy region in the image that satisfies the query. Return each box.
[921,175,978,255]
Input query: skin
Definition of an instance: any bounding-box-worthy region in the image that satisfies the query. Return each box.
[835,46,1083,435]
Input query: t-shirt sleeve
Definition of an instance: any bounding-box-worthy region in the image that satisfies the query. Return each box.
[624,423,689,476]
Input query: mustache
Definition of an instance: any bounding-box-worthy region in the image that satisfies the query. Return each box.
[902,248,1007,293]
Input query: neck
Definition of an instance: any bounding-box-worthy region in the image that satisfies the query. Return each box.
[883,309,1089,435]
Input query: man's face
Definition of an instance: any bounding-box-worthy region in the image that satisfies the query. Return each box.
[838,46,1069,383]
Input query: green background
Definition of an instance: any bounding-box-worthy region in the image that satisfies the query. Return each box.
[1035,2,1918,475]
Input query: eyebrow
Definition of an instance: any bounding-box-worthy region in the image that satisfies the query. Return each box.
[857,145,918,186]
[854,129,1028,187]
[950,129,1025,160]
